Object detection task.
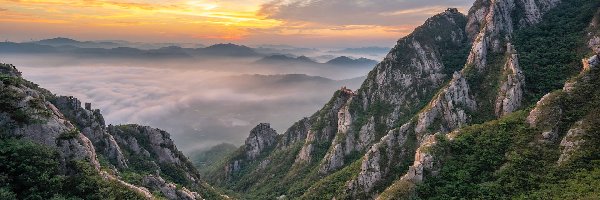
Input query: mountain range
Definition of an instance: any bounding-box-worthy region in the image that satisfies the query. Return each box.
[1,0,599,199]
[0,39,378,67]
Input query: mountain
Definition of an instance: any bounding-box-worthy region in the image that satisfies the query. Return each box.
[253,45,319,56]
[202,1,600,199]
[3,0,600,199]
[31,37,123,49]
[325,56,378,66]
[327,47,391,56]
[196,43,259,57]
[0,41,259,58]
[255,55,318,64]
[191,143,237,172]
[0,64,227,199]
[255,55,376,70]
[34,37,82,46]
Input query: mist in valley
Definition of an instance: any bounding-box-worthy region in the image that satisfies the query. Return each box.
[1,52,376,153]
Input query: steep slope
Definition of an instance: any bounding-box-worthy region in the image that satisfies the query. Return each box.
[206,8,472,199]
[344,0,564,197]
[0,63,225,200]
[388,8,600,198]
[204,0,600,199]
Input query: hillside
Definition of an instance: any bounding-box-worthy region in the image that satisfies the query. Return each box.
[0,64,227,199]
[2,0,600,199]
[203,0,600,199]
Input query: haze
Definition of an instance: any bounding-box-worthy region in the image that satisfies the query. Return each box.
[2,52,370,153]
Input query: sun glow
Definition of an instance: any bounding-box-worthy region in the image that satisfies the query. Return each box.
[0,0,466,46]
[0,0,282,42]
[186,1,218,10]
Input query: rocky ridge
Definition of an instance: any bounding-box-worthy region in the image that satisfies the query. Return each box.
[199,0,600,199]
[0,63,224,200]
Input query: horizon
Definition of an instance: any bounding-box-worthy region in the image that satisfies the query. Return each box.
[4,36,395,50]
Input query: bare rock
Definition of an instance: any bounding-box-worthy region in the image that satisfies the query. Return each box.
[495,43,525,117]
[400,134,438,183]
[558,121,586,164]
[415,72,476,135]
[527,92,562,129]
[245,123,277,160]
[143,175,202,200]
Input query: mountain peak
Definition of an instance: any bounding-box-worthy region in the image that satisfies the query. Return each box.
[326,56,377,66]
[0,63,22,77]
[445,8,459,14]
[244,123,277,159]
[36,37,81,44]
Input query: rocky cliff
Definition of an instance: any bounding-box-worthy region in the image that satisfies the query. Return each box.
[0,63,225,200]
[205,0,600,199]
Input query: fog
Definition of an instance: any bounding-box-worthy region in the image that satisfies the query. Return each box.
[2,54,371,153]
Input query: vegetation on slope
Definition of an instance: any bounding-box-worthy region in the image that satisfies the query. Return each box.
[414,54,600,200]
[0,138,147,200]
[191,143,237,174]
[514,0,599,104]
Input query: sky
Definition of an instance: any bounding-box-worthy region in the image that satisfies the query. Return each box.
[0,0,474,47]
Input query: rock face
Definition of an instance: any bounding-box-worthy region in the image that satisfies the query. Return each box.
[0,64,100,171]
[495,43,525,117]
[346,0,560,197]
[558,121,586,164]
[209,1,573,199]
[293,90,354,165]
[582,55,599,71]
[347,124,414,195]
[358,8,470,130]
[0,63,224,200]
[0,64,152,197]
[54,96,128,169]
[277,117,311,149]
[143,175,202,200]
[245,123,278,159]
[108,124,211,195]
[400,134,439,183]
[414,72,477,135]
[318,8,471,175]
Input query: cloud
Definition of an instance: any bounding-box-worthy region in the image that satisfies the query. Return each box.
[5,54,367,152]
[258,0,473,26]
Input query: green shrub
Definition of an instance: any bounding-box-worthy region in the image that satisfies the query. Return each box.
[0,138,147,200]
[58,128,80,140]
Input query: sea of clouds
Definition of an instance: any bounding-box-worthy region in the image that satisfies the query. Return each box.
[4,55,369,153]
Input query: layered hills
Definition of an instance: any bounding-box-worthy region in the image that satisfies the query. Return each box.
[1,0,599,199]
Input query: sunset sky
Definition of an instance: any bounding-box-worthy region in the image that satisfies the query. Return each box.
[0,0,473,47]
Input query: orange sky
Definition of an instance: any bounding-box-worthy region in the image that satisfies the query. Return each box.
[0,0,473,47]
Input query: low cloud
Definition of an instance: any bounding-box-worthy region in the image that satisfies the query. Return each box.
[6,55,366,153]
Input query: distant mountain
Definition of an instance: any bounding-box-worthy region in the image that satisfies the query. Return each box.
[0,41,260,58]
[31,37,123,49]
[34,37,81,45]
[196,43,259,57]
[327,46,391,55]
[253,45,319,56]
[255,54,318,64]
[0,42,58,53]
[325,56,378,66]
